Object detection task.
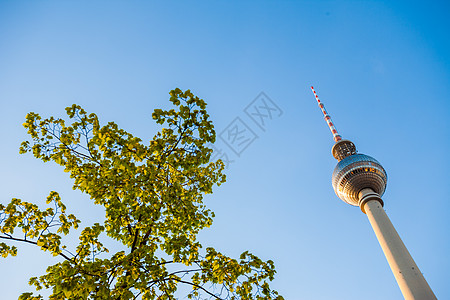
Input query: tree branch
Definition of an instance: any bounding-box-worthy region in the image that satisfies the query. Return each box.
[171,278,222,300]
[0,235,73,261]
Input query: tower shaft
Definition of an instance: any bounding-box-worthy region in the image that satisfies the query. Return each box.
[359,189,437,300]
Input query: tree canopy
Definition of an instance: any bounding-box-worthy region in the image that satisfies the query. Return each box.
[0,89,283,300]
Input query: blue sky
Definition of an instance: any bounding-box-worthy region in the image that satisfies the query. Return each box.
[0,1,449,299]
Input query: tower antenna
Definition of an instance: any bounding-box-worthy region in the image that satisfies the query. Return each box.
[311,86,342,143]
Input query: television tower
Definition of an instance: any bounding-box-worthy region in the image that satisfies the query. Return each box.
[311,86,436,300]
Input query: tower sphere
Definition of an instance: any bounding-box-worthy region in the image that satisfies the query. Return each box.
[332,154,387,206]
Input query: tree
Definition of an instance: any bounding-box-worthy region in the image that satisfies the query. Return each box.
[0,89,283,300]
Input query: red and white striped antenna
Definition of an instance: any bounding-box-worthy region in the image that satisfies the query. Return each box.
[311,86,342,143]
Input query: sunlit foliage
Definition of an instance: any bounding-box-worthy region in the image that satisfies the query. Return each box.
[1,89,283,300]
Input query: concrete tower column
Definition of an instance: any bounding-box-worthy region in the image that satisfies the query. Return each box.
[359,188,436,300]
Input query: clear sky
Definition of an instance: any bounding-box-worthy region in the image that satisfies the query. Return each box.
[1,1,449,299]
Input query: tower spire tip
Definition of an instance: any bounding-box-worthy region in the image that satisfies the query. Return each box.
[310,86,342,143]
